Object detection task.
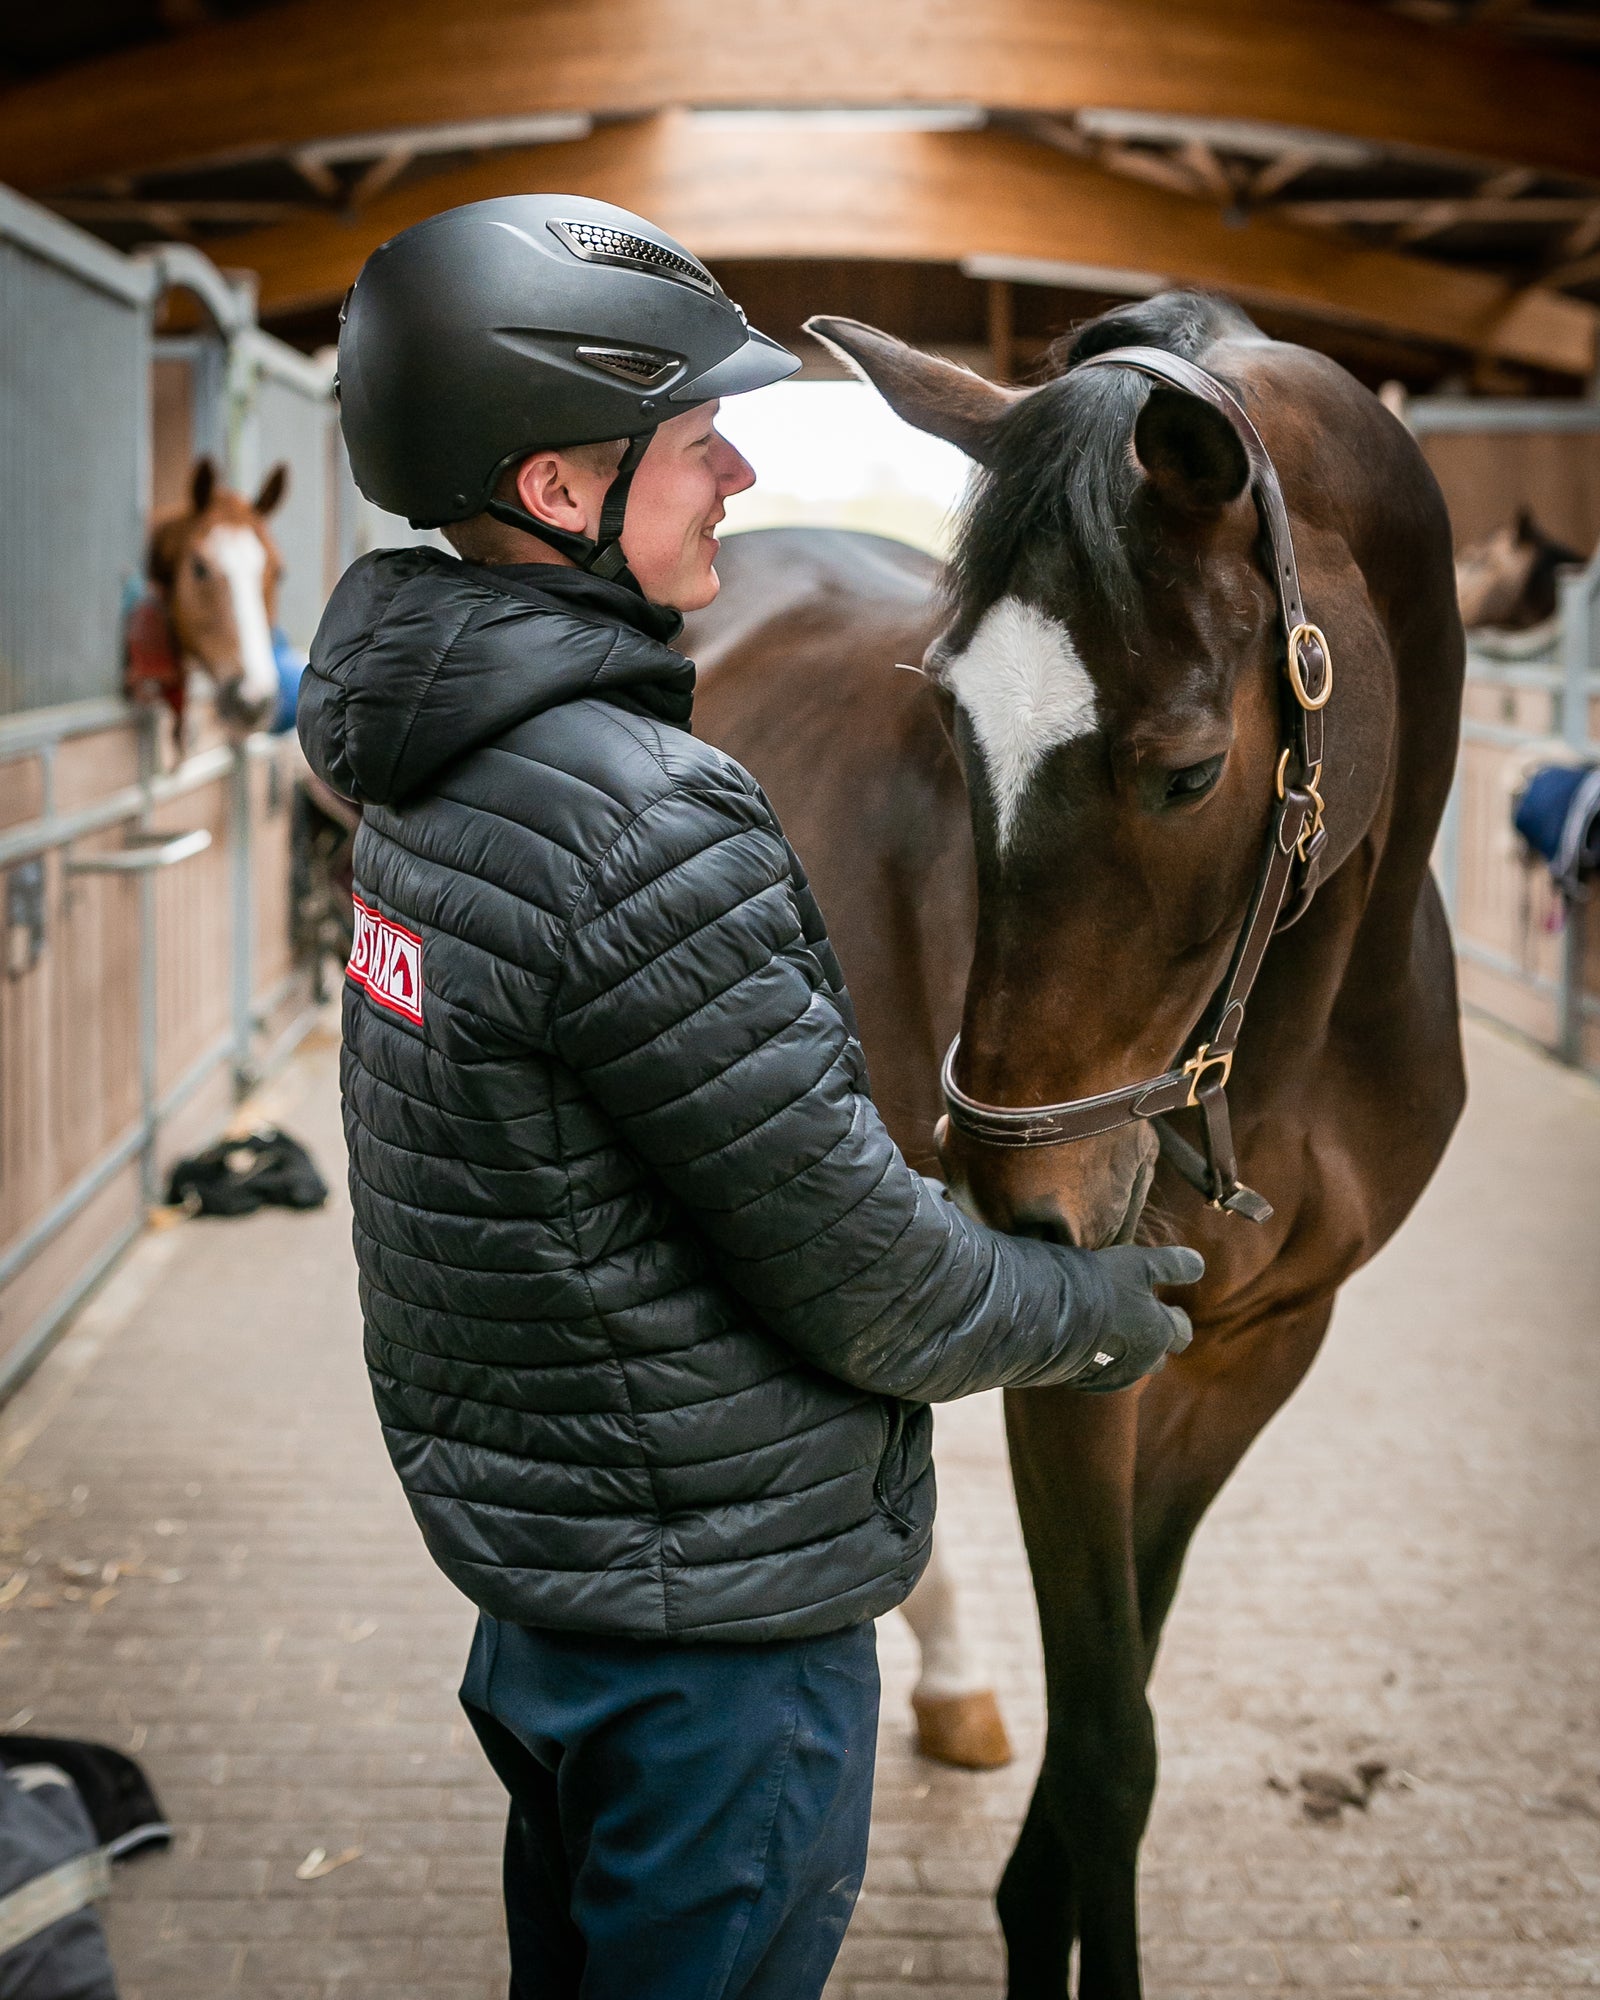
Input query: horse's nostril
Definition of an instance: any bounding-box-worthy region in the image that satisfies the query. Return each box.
[1010,1205,1080,1250]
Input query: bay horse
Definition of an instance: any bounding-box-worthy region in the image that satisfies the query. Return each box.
[686,291,1466,1997]
[131,456,291,748]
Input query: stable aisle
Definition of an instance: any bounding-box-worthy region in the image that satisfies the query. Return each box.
[0,1017,1595,1999]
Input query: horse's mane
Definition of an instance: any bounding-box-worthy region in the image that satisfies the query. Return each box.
[947,291,1262,633]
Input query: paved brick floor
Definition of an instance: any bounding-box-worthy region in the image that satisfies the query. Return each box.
[0,1015,1596,1999]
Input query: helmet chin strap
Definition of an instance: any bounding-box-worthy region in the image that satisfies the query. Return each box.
[485,429,655,592]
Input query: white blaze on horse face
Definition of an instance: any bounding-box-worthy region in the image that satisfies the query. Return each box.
[203,524,278,707]
[941,595,1098,852]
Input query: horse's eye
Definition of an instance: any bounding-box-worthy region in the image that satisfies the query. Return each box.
[190,556,210,581]
[1163,756,1224,805]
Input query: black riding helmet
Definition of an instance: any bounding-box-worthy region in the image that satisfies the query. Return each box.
[336,193,801,586]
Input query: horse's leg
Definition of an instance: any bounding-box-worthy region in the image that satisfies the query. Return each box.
[1132,1300,1335,1670]
[998,1387,1147,2000]
[900,1524,1013,1769]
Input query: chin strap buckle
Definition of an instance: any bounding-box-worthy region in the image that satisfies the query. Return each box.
[586,542,630,581]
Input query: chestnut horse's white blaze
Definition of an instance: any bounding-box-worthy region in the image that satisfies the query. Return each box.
[938,595,1098,852]
[200,522,280,710]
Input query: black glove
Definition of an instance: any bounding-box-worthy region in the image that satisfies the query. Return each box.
[1066,1244,1203,1393]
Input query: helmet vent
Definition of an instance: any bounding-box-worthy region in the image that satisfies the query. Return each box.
[549,218,716,295]
[575,345,682,388]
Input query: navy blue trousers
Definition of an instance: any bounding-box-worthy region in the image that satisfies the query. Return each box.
[460,1614,880,2000]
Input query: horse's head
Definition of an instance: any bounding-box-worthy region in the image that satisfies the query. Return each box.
[148,458,289,735]
[1455,508,1580,632]
[809,295,1403,1249]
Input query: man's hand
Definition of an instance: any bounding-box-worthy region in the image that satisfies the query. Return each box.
[1068,1245,1203,1393]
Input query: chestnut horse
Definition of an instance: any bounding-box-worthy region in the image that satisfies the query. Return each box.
[687,291,1465,1997]
[131,456,291,745]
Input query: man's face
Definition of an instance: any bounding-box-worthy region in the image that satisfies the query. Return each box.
[512,401,755,611]
[618,403,755,611]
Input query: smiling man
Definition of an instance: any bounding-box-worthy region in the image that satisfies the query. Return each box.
[298,195,1199,1999]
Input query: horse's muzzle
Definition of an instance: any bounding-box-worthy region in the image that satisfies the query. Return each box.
[936,1114,1158,1250]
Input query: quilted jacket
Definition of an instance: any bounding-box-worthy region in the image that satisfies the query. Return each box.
[299,549,1110,1642]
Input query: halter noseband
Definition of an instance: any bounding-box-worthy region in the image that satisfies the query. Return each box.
[939,346,1332,1225]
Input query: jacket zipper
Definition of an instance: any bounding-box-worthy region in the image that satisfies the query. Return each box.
[873,1400,916,1534]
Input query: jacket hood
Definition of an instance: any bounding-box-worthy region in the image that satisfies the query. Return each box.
[298,547,694,805]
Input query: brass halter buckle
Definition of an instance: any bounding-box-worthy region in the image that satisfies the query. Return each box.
[1296,764,1327,864]
[1275,751,1326,864]
[1182,1042,1234,1108]
[1286,622,1333,711]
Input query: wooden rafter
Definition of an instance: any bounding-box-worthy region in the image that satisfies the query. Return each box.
[51,197,305,224]
[202,115,1598,375]
[2,0,1599,194]
[1248,148,1324,202]
[1283,196,1600,227]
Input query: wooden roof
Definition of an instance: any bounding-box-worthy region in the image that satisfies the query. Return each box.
[4,0,1599,186]
[204,116,1597,378]
[5,0,1599,382]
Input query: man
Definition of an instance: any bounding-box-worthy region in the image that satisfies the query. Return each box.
[300,195,1200,1999]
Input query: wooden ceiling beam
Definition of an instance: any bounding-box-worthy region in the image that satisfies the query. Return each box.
[2,0,1598,194]
[1284,195,1600,226]
[52,197,305,224]
[204,116,1599,375]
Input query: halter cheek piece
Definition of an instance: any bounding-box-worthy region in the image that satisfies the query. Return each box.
[939,346,1332,1225]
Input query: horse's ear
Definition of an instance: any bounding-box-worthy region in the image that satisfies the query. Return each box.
[803,316,1023,464]
[146,517,182,591]
[1133,387,1250,514]
[191,457,216,514]
[254,462,289,516]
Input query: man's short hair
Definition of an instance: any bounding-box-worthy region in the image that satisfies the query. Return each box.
[442,439,627,562]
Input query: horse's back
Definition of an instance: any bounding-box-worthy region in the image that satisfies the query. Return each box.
[683,526,938,693]
[685,528,972,1162]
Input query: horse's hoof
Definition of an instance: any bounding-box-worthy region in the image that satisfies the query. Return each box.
[912,1688,1013,1769]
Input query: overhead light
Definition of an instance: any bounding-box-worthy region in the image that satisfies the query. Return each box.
[689,105,986,135]
[1075,109,1372,167]
[962,255,1169,297]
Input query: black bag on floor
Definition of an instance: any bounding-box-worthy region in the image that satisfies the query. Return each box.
[165,1127,328,1217]
[0,1762,118,2000]
[0,1744,167,1866]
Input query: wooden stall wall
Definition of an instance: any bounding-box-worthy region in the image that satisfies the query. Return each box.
[1419,422,1600,557]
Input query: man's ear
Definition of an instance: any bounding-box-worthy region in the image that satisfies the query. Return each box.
[514,452,588,532]
[1132,388,1251,514]
[804,316,1025,464]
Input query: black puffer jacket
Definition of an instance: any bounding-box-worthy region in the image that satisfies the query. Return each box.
[301,549,1110,1642]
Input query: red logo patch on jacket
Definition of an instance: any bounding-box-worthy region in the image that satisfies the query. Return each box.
[348,895,424,1024]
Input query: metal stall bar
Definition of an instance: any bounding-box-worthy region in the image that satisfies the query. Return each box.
[1557,547,1600,1064]
[67,831,214,1206]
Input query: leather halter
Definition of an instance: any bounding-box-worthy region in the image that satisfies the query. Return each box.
[939,346,1332,1225]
